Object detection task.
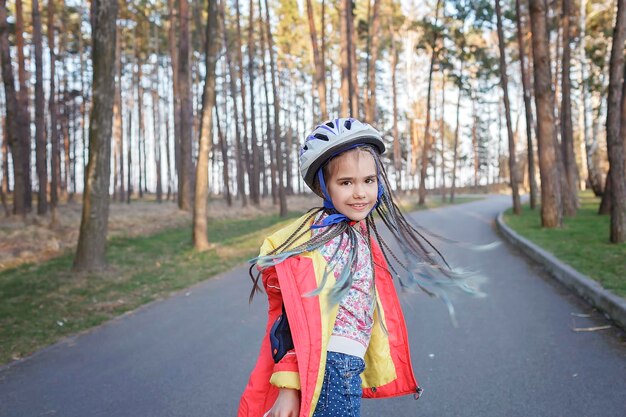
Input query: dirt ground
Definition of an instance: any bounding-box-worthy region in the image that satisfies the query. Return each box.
[0,194,318,272]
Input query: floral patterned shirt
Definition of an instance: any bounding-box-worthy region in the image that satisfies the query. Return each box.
[314,216,375,349]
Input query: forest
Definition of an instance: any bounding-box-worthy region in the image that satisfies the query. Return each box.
[0,0,625,271]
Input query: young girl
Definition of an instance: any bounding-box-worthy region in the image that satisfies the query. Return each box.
[239,118,471,417]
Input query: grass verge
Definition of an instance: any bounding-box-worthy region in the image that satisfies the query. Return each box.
[503,191,626,298]
[0,211,302,365]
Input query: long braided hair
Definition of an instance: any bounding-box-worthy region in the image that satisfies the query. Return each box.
[249,145,485,323]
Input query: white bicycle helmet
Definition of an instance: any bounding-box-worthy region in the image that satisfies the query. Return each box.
[299,118,385,193]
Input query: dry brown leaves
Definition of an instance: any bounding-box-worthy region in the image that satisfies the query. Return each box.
[0,194,318,272]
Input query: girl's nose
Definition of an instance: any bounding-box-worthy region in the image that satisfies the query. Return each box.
[353,184,366,198]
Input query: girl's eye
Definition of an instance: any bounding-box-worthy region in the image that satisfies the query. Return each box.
[341,181,352,186]
[365,178,376,184]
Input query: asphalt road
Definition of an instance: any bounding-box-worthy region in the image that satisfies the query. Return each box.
[1,195,625,417]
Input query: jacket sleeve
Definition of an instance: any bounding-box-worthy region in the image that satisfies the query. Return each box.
[263,266,301,390]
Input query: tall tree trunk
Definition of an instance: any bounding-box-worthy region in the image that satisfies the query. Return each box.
[49,0,61,222]
[126,102,133,204]
[62,74,71,201]
[339,0,350,116]
[306,0,328,119]
[418,0,442,206]
[515,0,538,209]
[578,0,599,196]
[136,52,144,198]
[259,0,277,204]
[471,89,478,187]
[220,0,247,207]
[391,29,400,189]
[365,0,380,123]
[451,61,463,203]
[152,69,163,203]
[179,0,196,210]
[348,0,360,117]
[60,6,70,201]
[0,0,26,216]
[604,0,626,242]
[15,0,31,211]
[193,0,219,250]
[248,0,260,206]
[79,2,89,177]
[264,0,287,216]
[73,0,118,271]
[234,0,251,205]
[33,0,47,215]
[439,70,446,202]
[496,0,521,214]
[215,89,232,206]
[529,0,562,228]
[165,79,173,201]
[113,24,123,202]
[168,0,181,200]
[560,0,578,216]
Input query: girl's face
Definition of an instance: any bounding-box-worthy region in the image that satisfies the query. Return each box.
[326,150,378,222]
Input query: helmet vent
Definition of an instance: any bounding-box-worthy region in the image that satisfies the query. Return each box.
[344,120,352,129]
[314,133,329,141]
[325,121,335,128]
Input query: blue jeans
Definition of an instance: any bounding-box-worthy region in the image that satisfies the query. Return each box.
[313,352,366,417]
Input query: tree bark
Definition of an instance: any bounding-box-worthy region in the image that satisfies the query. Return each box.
[152,69,163,203]
[78,2,89,178]
[605,0,626,242]
[15,0,31,211]
[234,0,252,205]
[220,0,247,207]
[348,0,360,117]
[248,0,260,206]
[167,0,181,200]
[0,0,26,216]
[560,0,578,216]
[48,0,61,221]
[419,0,443,205]
[32,0,48,215]
[193,0,219,250]
[496,0,521,214]
[136,51,144,198]
[306,0,328,119]
[391,27,401,188]
[113,24,124,202]
[451,62,463,203]
[264,0,287,216]
[439,70,446,201]
[515,0,538,210]
[365,0,380,123]
[178,0,195,210]
[339,0,350,116]
[529,0,562,228]
[73,0,118,271]
[215,89,232,206]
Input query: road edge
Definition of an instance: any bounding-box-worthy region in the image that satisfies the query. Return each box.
[495,211,626,331]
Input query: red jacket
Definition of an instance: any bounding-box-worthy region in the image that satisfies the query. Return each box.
[238,214,421,417]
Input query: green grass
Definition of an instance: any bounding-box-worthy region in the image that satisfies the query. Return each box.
[0,211,302,365]
[503,191,626,298]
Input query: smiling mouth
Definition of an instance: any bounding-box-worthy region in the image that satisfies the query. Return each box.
[349,203,369,210]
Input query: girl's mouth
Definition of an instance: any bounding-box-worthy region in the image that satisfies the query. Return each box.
[349,203,369,211]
